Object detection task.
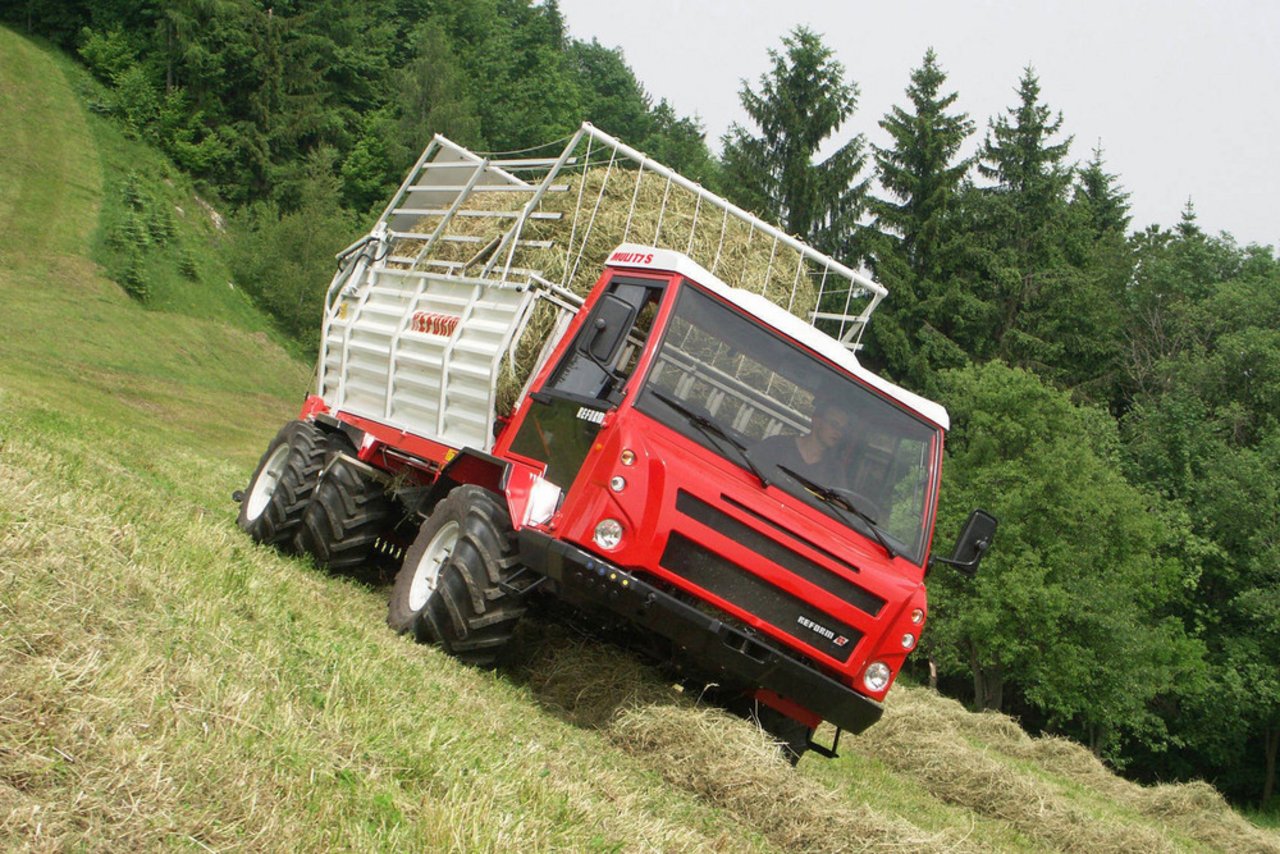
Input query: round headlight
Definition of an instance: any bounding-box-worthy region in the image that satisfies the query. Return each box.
[911,608,924,624]
[620,449,636,466]
[901,633,916,650]
[593,518,624,550]
[609,475,626,493]
[863,661,891,692]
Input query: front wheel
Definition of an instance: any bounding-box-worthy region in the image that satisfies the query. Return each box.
[237,420,327,550]
[388,485,526,667]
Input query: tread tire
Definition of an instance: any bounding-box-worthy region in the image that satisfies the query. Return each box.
[237,420,327,551]
[389,486,526,667]
[296,447,394,573]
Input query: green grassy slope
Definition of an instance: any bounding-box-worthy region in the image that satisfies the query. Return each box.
[1,26,1277,852]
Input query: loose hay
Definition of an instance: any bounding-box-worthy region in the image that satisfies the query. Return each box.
[508,620,681,729]
[391,164,833,414]
[394,165,821,316]
[512,626,976,852]
[610,705,976,854]
[856,685,1280,854]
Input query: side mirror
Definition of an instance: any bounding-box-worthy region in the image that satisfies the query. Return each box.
[583,293,635,364]
[929,509,998,577]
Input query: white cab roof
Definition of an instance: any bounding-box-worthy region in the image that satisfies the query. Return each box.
[604,244,951,431]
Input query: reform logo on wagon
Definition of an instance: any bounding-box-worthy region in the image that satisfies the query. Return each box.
[410,311,461,337]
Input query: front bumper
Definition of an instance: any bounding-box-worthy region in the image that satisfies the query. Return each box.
[518,530,884,734]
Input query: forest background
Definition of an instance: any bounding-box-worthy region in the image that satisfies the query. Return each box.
[4,0,1277,814]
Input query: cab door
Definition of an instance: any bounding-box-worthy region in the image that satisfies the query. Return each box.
[502,275,666,489]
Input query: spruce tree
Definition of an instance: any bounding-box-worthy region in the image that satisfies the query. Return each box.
[1072,143,1131,238]
[873,48,974,280]
[971,67,1094,380]
[865,48,974,387]
[977,66,1074,267]
[720,27,868,257]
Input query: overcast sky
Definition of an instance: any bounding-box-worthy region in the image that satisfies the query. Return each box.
[557,0,1279,248]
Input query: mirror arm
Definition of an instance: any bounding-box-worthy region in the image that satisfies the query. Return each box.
[927,538,991,576]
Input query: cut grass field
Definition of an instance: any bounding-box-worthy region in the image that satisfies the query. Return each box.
[2,25,1278,852]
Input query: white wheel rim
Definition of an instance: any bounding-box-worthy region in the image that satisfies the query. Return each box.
[245,444,291,521]
[408,521,460,612]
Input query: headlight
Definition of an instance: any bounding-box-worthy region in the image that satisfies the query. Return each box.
[609,475,626,493]
[523,475,562,526]
[901,633,916,650]
[863,661,891,692]
[593,518,624,550]
[911,608,924,624]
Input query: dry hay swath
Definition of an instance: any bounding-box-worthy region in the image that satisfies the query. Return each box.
[512,626,973,853]
[507,619,681,729]
[610,705,976,854]
[887,688,1280,852]
[391,165,831,413]
[854,685,1280,854]
[959,720,1278,852]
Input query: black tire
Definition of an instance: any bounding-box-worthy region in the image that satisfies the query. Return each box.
[388,485,526,667]
[296,447,394,573]
[237,420,327,550]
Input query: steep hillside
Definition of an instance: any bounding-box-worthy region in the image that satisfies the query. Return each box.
[2,26,1277,852]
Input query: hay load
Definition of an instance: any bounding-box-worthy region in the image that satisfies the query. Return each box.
[390,161,838,412]
[394,165,822,317]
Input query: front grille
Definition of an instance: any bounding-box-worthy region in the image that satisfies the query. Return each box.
[675,490,885,617]
[659,532,861,662]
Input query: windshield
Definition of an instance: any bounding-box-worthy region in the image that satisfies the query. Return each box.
[635,283,940,565]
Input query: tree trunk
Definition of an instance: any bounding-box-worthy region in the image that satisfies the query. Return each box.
[165,20,174,93]
[928,654,938,691]
[1263,724,1278,811]
[1088,723,1108,758]
[981,666,1004,711]
[969,642,984,708]
[969,642,1004,711]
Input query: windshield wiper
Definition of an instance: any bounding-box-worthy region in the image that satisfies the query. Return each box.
[777,464,897,559]
[650,389,770,487]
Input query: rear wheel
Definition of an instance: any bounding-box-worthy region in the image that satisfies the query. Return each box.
[388,486,526,667]
[238,420,327,550]
[296,444,394,574]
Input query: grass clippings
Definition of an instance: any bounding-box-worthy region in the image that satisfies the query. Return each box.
[852,686,1280,854]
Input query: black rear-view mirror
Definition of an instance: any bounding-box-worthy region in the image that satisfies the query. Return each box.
[929,509,998,577]
[584,293,635,363]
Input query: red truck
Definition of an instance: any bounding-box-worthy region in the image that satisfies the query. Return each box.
[236,124,994,762]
